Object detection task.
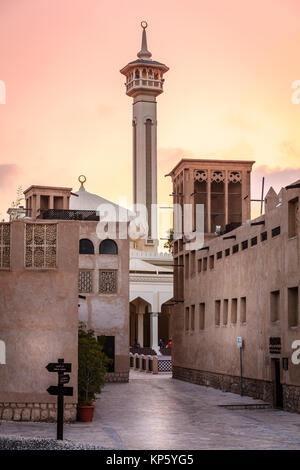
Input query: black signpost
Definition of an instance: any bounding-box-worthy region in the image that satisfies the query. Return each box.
[46,358,73,440]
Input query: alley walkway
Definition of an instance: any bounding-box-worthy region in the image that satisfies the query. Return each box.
[1,371,300,449]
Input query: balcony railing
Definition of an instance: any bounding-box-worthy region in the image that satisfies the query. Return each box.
[38,209,99,221]
[130,352,172,374]
[126,78,163,93]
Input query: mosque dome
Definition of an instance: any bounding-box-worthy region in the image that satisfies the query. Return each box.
[70,176,131,221]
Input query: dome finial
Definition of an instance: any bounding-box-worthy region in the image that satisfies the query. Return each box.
[78,175,86,190]
[137,21,152,59]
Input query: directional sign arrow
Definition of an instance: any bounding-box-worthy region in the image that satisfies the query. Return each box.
[59,374,70,385]
[46,363,72,373]
[47,386,73,397]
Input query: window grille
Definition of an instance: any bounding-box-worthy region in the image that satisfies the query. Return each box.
[25,224,57,268]
[0,224,10,269]
[79,270,93,293]
[99,269,117,294]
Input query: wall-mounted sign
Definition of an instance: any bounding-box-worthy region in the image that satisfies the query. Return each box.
[269,337,281,355]
[0,340,5,364]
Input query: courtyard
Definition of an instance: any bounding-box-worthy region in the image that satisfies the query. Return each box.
[1,371,300,450]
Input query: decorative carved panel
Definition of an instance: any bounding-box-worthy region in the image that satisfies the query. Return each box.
[229,171,242,183]
[79,270,93,293]
[211,171,225,183]
[99,269,117,294]
[25,223,57,268]
[194,170,208,182]
[0,223,10,269]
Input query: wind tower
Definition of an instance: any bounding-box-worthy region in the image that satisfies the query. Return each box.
[120,21,169,251]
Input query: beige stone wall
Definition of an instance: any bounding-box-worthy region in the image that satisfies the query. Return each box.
[77,221,130,381]
[0,403,77,423]
[0,220,79,417]
[172,184,300,410]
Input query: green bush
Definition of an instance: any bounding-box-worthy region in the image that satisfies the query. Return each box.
[78,322,111,406]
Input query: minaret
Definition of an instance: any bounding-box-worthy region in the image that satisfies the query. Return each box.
[120,22,169,251]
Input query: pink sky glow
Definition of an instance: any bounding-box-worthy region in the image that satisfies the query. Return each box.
[0,0,300,221]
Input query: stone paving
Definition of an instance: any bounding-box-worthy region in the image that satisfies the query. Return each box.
[1,371,300,449]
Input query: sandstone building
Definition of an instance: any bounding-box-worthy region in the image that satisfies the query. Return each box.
[169,159,300,412]
[0,181,130,421]
[0,218,79,421]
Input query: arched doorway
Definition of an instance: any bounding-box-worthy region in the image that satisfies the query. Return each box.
[129,297,152,347]
[158,299,173,345]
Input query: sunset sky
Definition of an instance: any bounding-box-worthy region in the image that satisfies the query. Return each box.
[0,0,300,224]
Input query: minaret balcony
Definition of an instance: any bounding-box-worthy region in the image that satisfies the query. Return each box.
[126,78,164,95]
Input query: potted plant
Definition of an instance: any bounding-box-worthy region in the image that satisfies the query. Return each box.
[77,322,111,422]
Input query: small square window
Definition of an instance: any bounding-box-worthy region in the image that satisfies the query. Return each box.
[241,240,248,250]
[272,226,281,238]
[261,231,267,242]
[251,236,257,246]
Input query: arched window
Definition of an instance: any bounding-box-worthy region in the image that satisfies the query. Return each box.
[79,239,94,255]
[99,239,118,255]
[135,69,140,79]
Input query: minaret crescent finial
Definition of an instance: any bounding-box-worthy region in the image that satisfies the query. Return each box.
[78,175,86,190]
[137,21,152,59]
